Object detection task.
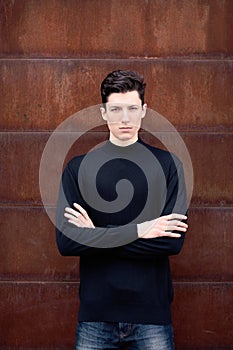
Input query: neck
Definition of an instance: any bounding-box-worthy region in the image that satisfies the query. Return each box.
[109,133,138,147]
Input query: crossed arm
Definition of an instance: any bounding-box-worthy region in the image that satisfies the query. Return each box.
[64,203,188,239]
[56,157,188,257]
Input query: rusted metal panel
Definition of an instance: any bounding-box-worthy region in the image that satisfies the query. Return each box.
[182,133,233,206]
[0,131,108,204]
[140,131,233,206]
[0,132,232,205]
[0,206,232,282]
[0,281,79,348]
[0,0,232,58]
[0,282,231,349]
[147,60,233,132]
[171,208,233,281]
[0,207,79,281]
[0,59,232,131]
[173,283,233,349]
[0,1,231,349]
[0,132,49,205]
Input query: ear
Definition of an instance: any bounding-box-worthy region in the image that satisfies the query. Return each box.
[141,104,147,119]
[100,107,107,121]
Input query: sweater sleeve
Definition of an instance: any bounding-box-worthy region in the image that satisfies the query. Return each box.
[56,161,138,256]
[114,160,188,259]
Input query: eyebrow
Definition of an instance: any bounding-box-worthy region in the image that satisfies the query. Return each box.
[108,104,140,107]
[109,105,122,109]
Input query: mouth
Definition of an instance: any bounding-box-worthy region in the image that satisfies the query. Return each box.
[119,126,132,130]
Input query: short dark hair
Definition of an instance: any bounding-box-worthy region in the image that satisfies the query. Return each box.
[101,70,146,106]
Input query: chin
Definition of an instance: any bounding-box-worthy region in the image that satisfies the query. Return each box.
[118,135,134,141]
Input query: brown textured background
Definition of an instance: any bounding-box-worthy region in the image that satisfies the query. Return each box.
[0,0,232,349]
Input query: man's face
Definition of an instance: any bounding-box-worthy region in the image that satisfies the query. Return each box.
[101,91,147,142]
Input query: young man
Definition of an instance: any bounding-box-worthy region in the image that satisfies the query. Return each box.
[56,70,188,349]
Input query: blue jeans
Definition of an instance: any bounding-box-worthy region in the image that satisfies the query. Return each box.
[75,322,174,350]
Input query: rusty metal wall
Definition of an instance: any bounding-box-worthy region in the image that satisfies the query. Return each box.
[0,1,232,349]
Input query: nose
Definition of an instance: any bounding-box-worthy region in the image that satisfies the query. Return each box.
[121,108,130,123]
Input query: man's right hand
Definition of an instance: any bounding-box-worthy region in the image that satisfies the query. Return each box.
[64,203,95,228]
[137,214,188,239]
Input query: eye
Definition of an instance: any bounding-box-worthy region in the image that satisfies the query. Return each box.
[110,106,121,113]
[129,106,139,111]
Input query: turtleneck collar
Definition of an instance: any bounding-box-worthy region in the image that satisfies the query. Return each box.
[101,138,146,156]
[109,134,138,147]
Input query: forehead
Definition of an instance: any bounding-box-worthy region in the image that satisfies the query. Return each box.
[107,91,141,105]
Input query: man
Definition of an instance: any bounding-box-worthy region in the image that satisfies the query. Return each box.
[56,70,188,349]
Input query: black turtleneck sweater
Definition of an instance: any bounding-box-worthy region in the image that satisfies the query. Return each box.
[56,139,187,325]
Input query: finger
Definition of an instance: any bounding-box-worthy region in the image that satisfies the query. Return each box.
[65,207,83,218]
[166,221,188,228]
[64,212,80,220]
[158,230,181,238]
[73,203,90,220]
[165,213,187,221]
[165,222,188,232]
[167,220,188,228]
[165,232,181,238]
[73,203,95,228]
[166,225,187,232]
[64,211,82,221]
[166,220,188,231]
[68,219,84,227]
[64,212,87,225]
